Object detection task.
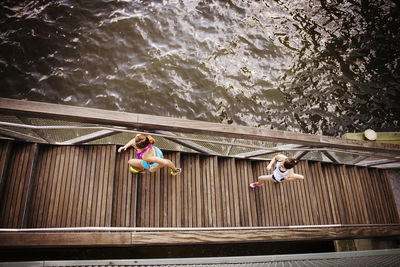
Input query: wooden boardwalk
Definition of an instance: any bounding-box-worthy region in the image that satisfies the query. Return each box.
[0,140,398,230]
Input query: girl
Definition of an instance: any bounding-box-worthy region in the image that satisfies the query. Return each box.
[250,154,303,188]
[118,134,182,175]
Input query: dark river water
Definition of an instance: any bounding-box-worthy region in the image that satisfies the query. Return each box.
[1,0,399,136]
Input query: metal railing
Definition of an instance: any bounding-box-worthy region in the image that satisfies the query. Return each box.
[0,98,399,168]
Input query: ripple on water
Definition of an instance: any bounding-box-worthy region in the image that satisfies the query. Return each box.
[0,0,399,135]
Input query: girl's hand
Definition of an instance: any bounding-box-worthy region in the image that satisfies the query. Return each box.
[118,146,126,153]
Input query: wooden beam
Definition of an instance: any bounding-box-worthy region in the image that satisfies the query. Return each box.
[235,144,305,158]
[155,130,218,155]
[0,225,399,247]
[58,130,119,145]
[0,232,132,247]
[18,117,55,144]
[351,156,368,165]
[1,98,400,153]
[361,159,400,167]
[294,150,309,160]
[0,127,46,143]
[323,151,340,164]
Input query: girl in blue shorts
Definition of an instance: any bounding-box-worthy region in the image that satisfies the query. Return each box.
[118,134,181,175]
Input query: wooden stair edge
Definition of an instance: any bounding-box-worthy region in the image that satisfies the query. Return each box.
[1,224,400,247]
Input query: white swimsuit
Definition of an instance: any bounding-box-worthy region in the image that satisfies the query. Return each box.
[272,160,290,183]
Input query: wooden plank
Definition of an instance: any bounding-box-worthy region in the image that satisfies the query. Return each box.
[330,165,346,223]
[316,162,334,224]
[308,161,322,225]
[381,169,400,223]
[336,165,352,223]
[76,146,89,227]
[297,161,312,225]
[230,158,240,227]
[323,164,339,224]
[288,163,302,225]
[57,146,71,227]
[9,143,28,227]
[37,146,54,227]
[181,153,189,227]
[245,161,257,226]
[358,167,376,223]
[20,143,38,227]
[14,144,34,227]
[210,156,218,227]
[214,156,223,227]
[376,169,394,224]
[128,226,400,245]
[91,146,101,226]
[295,162,309,225]
[0,143,36,228]
[113,148,128,226]
[105,145,115,227]
[364,167,382,224]
[218,158,230,227]
[159,152,169,227]
[27,144,45,227]
[251,161,265,226]
[376,169,393,223]
[148,170,155,227]
[1,225,400,247]
[200,156,211,227]
[308,162,323,225]
[194,154,201,227]
[67,146,83,227]
[379,169,398,223]
[235,160,246,226]
[278,172,290,226]
[345,166,367,224]
[49,146,65,227]
[224,158,233,227]
[0,232,132,247]
[189,154,196,227]
[369,168,388,224]
[0,141,12,202]
[175,152,182,227]
[2,98,399,153]
[376,169,395,224]
[0,143,18,226]
[83,146,96,226]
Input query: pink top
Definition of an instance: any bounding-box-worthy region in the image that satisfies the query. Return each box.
[136,144,152,159]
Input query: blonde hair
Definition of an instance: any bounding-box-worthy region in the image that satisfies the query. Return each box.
[134,134,155,149]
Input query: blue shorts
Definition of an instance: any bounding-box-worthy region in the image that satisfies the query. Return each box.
[141,146,163,169]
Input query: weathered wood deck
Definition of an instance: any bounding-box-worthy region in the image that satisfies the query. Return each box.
[0,140,399,246]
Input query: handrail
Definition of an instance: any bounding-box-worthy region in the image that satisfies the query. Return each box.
[1,121,400,162]
[1,224,399,232]
[1,98,400,153]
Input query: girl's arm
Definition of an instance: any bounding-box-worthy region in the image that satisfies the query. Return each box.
[267,154,287,171]
[118,137,136,153]
[286,171,304,181]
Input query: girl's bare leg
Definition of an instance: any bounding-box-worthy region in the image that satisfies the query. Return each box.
[128,159,145,171]
[257,175,274,185]
[148,158,178,173]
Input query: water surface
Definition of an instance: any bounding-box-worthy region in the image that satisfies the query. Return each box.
[1,0,399,135]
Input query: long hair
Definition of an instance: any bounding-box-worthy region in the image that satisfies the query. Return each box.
[283,158,299,169]
[134,134,155,149]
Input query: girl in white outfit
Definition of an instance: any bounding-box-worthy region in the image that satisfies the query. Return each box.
[250,154,304,188]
